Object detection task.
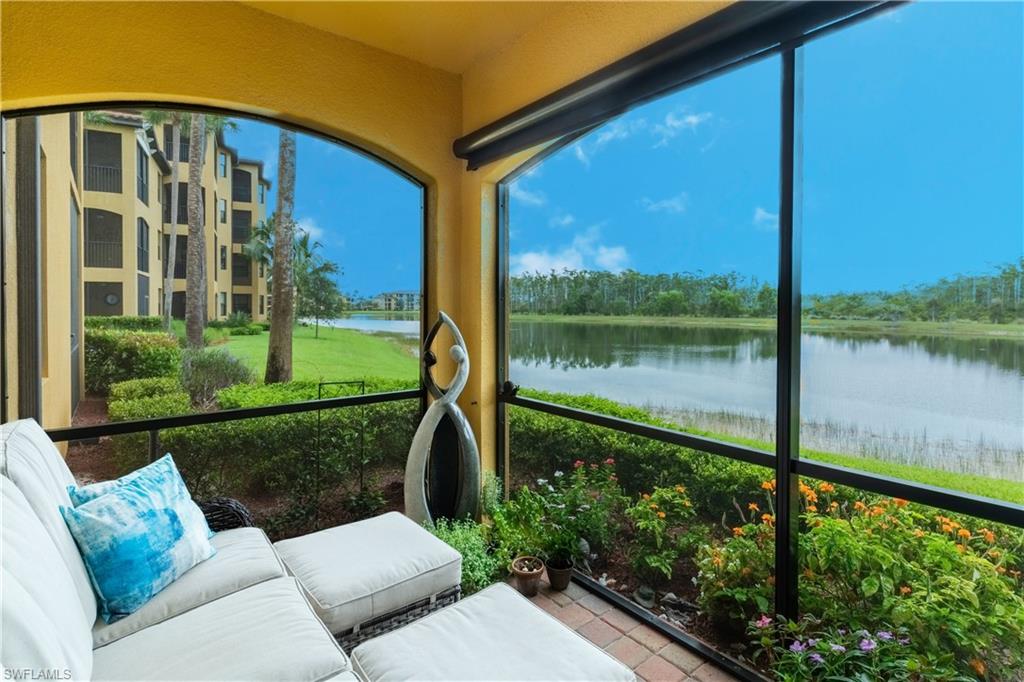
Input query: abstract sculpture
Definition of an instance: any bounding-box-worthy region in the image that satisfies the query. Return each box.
[404,312,481,525]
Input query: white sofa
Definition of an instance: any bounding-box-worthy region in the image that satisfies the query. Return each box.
[1,418,635,681]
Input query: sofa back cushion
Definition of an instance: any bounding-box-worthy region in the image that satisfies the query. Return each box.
[1,476,93,679]
[0,419,98,624]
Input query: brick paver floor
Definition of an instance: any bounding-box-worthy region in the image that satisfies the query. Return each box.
[518,575,744,682]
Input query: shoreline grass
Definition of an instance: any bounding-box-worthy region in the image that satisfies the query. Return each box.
[511,313,1024,339]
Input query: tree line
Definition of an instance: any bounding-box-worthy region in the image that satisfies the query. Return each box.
[510,260,1024,323]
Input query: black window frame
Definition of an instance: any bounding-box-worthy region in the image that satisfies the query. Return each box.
[218,151,228,177]
[83,129,122,193]
[232,168,252,202]
[83,208,123,268]
[492,4,1024,678]
[136,217,149,272]
[136,142,149,205]
[220,245,228,270]
[163,124,189,162]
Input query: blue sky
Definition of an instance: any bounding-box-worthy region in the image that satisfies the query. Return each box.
[508,2,1024,295]
[224,121,422,299]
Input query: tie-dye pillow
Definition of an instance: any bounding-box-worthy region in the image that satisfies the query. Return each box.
[61,459,216,622]
[68,454,213,538]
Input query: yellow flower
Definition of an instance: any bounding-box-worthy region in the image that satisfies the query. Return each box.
[649,503,658,510]
[674,485,685,494]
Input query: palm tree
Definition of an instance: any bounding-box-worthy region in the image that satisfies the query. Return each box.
[265,129,297,383]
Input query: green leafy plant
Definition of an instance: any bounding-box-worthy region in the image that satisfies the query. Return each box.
[626,484,696,584]
[228,324,264,336]
[428,518,503,595]
[180,348,254,406]
[108,376,182,401]
[490,485,546,563]
[84,329,181,394]
[84,315,163,331]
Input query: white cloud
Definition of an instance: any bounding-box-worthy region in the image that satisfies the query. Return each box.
[651,109,712,148]
[297,217,325,241]
[640,191,689,214]
[571,117,646,167]
[573,144,590,168]
[753,207,779,232]
[509,182,546,207]
[549,213,575,228]
[510,224,628,275]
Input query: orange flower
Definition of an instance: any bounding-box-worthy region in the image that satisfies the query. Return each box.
[899,585,912,595]
[941,524,954,534]
[642,493,650,500]
[806,505,818,513]
[956,544,966,554]
[957,528,971,539]
[657,511,666,519]
[766,576,776,586]
[854,501,867,512]
[989,549,1002,559]
[683,500,692,508]
[748,502,760,512]
[732,527,745,537]
[761,480,776,491]
[761,514,775,526]
[913,529,926,538]
[970,659,986,676]
[649,503,659,510]
[996,566,1007,575]
[983,529,996,544]
[892,497,909,507]
[818,482,835,494]
[674,485,686,494]
[829,501,839,511]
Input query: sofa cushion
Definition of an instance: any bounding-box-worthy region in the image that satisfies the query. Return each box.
[1,476,93,680]
[350,582,636,681]
[0,419,98,624]
[61,462,217,623]
[274,511,461,635]
[92,578,351,682]
[93,527,287,647]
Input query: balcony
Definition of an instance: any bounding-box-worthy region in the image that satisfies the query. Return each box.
[84,239,122,268]
[85,164,122,193]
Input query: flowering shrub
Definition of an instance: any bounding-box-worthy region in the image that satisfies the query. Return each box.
[626,485,696,584]
[697,478,1024,678]
[749,615,962,681]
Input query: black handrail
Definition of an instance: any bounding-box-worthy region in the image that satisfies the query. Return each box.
[47,388,423,442]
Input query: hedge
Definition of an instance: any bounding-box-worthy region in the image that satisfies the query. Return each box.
[84,315,163,331]
[228,324,263,336]
[84,330,181,395]
[107,378,419,499]
[109,377,183,401]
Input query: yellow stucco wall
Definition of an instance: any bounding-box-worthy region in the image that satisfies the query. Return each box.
[2,0,723,474]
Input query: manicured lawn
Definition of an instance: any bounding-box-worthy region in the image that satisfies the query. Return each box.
[512,313,1024,339]
[221,324,418,382]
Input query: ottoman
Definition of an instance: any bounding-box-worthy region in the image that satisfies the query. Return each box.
[274,511,462,650]
[350,583,637,681]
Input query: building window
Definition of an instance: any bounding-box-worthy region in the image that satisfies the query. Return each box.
[84,129,122,193]
[218,198,227,223]
[85,282,123,316]
[84,208,123,268]
[161,234,187,279]
[232,168,252,202]
[136,142,149,205]
[137,274,149,316]
[258,183,265,204]
[163,182,203,225]
[220,245,228,270]
[232,253,251,285]
[218,152,228,177]
[163,124,189,162]
[219,292,227,316]
[232,293,252,315]
[136,218,149,272]
[232,209,251,244]
[259,295,265,316]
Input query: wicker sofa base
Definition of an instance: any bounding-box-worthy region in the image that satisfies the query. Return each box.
[337,585,461,651]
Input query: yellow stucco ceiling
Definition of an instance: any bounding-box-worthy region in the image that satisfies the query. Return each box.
[240,1,569,74]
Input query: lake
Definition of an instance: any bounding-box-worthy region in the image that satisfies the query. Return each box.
[330,314,1024,480]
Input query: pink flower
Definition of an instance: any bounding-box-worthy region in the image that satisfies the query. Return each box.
[755,615,772,628]
[573,460,584,469]
[604,457,615,465]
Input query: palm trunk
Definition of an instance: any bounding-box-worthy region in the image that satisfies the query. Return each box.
[163,116,185,331]
[265,130,297,383]
[185,116,207,348]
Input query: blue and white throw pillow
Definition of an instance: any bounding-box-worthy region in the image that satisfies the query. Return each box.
[69,454,213,537]
[61,457,216,622]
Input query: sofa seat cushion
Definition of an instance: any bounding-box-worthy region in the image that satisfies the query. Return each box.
[350,583,636,682]
[1,419,98,623]
[92,527,287,647]
[1,476,94,681]
[92,578,351,682]
[274,512,461,635]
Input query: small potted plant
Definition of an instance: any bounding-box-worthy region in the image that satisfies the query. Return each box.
[543,527,579,591]
[509,555,545,597]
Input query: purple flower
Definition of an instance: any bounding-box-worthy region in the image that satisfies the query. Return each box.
[859,639,877,652]
[837,629,847,636]
[789,641,806,653]
[809,653,825,665]
[876,631,893,641]
[830,644,846,653]
[755,615,773,628]
[807,639,819,647]
[897,637,911,646]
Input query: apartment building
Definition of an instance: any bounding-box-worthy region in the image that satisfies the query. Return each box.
[376,290,420,311]
[82,110,270,322]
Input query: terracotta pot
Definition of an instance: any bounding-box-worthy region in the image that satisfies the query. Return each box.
[545,557,574,591]
[510,555,544,597]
